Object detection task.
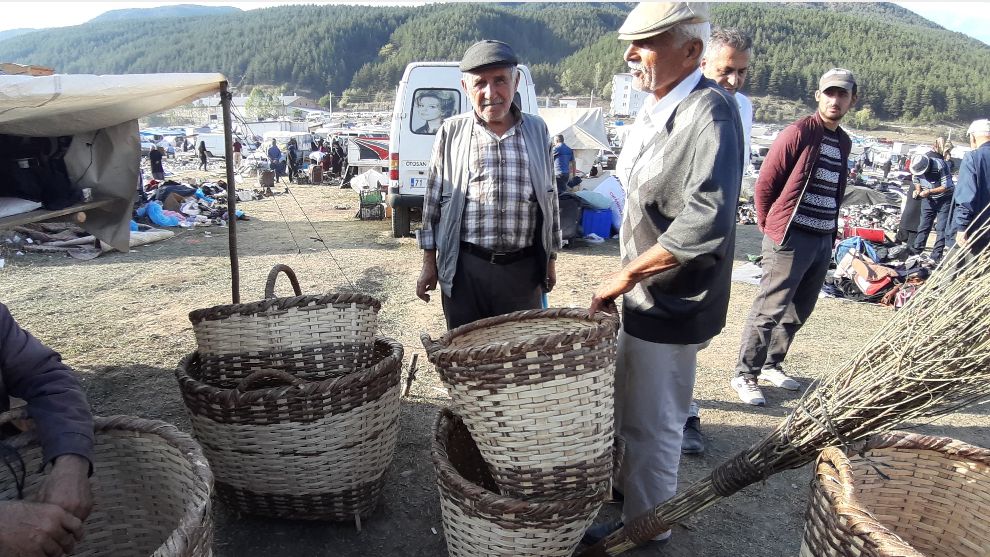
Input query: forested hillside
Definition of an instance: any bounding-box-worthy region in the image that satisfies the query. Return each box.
[0,2,986,123]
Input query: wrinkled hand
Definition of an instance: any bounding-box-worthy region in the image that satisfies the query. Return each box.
[956,231,969,249]
[34,455,92,521]
[545,259,557,292]
[416,264,438,302]
[589,270,636,316]
[0,500,83,557]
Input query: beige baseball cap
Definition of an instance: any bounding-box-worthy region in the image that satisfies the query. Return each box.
[617,2,710,41]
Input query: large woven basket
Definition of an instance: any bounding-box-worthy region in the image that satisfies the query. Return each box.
[801,431,990,557]
[0,411,213,557]
[422,308,618,501]
[175,337,403,523]
[432,408,608,557]
[188,264,381,356]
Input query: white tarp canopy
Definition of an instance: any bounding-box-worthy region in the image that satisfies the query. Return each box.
[0,73,227,251]
[540,107,611,174]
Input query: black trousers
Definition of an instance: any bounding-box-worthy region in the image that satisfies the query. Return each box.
[440,250,542,330]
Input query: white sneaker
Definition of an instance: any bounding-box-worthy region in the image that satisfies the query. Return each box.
[731,376,766,406]
[760,367,801,391]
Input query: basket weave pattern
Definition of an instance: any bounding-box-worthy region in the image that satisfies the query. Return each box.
[175,338,402,520]
[0,414,214,557]
[189,294,380,356]
[801,431,990,557]
[424,309,618,500]
[433,409,607,557]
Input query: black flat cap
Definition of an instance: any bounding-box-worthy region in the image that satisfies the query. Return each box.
[459,40,518,73]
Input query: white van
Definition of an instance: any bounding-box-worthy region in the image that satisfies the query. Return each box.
[386,62,540,237]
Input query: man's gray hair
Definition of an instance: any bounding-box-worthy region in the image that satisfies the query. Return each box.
[668,21,711,60]
[709,27,753,55]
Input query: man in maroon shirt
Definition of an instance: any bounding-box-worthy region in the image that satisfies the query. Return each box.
[731,68,856,406]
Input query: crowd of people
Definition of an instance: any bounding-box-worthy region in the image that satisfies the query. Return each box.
[414,1,990,549]
[5,2,988,555]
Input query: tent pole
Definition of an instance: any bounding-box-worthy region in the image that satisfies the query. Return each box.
[221,81,240,303]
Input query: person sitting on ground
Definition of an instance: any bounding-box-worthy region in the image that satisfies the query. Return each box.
[0,302,94,557]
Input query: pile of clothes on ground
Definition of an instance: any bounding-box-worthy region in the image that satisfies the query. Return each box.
[136,180,252,229]
[822,236,933,309]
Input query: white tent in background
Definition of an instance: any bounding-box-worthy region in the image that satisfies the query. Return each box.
[0,72,227,253]
[540,107,611,174]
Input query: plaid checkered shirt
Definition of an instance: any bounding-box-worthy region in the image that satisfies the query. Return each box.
[420,113,538,252]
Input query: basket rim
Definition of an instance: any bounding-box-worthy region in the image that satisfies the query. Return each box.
[421,308,618,366]
[810,430,990,556]
[188,291,382,324]
[174,337,404,404]
[1,412,213,557]
[431,408,607,517]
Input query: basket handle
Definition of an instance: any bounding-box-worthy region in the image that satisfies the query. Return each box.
[264,264,302,299]
[236,370,304,392]
[420,332,442,356]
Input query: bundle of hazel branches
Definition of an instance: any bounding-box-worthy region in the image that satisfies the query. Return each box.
[580,222,990,557]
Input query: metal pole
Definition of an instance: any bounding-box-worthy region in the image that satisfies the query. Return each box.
[221,81,240,303]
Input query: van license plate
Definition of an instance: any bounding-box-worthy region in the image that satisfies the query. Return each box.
[410,178,425,190]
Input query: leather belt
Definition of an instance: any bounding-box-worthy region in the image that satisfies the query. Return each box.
[460,242,536,265]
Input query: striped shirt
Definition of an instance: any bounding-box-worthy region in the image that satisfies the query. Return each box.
[791,129,842,234]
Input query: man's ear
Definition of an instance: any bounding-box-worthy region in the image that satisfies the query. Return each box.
[685,38,704,67]
[814,90,822,102]
[851,93,859,106]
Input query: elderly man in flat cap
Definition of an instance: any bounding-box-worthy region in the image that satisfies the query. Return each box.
[587,2,743,546]
[416,40,561,330]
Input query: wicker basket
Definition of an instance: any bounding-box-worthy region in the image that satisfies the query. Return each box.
[422,308,618,501]
[432,408,608,557]
[175,337,402,524]
[0,411,213,557]
[801,431,990,557]
[188,264,381,356]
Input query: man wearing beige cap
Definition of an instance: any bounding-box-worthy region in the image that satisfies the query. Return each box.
[731,68,857,407]
[587,1,743,546]
[950,119,990,254]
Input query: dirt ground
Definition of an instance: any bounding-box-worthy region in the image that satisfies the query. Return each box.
[2,160,987,557]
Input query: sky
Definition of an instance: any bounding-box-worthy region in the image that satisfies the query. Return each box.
[1,1,989,46]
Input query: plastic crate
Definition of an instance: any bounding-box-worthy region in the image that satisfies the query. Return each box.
[581,208,612,239]
[843,225,886,243]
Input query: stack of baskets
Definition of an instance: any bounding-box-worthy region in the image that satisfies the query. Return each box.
[801,431,990,557]
[0,409,214,557]
[424,308,619,556]
[175,264,403,526]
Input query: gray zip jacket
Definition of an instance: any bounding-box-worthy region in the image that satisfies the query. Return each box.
[422,108,561,297]
[621,78,744,344]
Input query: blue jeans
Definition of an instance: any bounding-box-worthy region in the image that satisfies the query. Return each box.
[912,195,951,261]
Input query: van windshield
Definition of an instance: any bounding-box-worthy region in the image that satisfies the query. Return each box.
[411,88,460,135]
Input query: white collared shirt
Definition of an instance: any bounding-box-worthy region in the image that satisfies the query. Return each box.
[616,68,703,187]
[736,92,753,169]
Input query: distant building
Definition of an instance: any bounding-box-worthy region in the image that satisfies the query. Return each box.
[0,62,54,76]
[610,74,648,117]
[191,94,326,118]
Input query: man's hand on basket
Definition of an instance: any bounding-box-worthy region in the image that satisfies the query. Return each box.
[589,270,637,315]
[34,454,92,521]
[0,500,84,557]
